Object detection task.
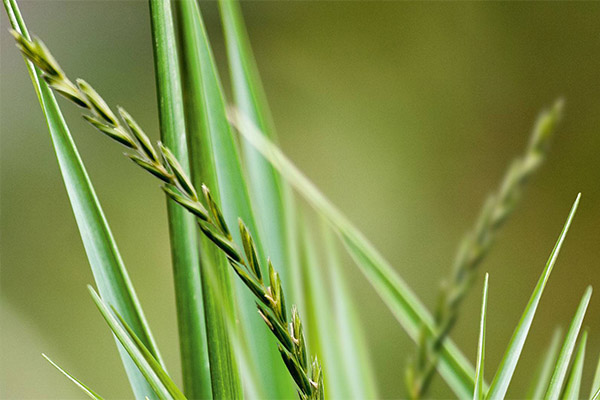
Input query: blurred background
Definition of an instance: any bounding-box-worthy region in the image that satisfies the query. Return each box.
[2,1,600,398]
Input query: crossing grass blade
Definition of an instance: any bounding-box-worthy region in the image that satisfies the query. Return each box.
[562,330,588,400]
[172,0,293,397]
[147,1,211,397]
[473,273,489,400]
[3,1,163,397]
[229,108,479,399]
[42,354,104,400]
[544,286,593,400]
[485,194,581,400]
[526,329,562,400]
[89,286,186,400]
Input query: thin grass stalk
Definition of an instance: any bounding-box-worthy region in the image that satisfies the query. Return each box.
[148,1,211,397]
[12,31,324,400]
[173,0,243,397]
[172,0,294,397]
[408,100,564,399]
[4,2,163,398]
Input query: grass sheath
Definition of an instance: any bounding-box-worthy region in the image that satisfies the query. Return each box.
[407,99,564,399]
[11,31,324,400]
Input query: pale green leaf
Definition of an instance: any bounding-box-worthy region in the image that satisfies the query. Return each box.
[562,330,588,400]
[89,286,185,400]
[474,273,489,400]
[486,194,581,400]
[544,286,592,400]
[526,328,562,400]
[42,354,104,400]
[589,354,600,400]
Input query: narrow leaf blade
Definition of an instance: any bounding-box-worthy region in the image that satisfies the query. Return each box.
[42,354,104,400]
[89,287,185,400]
[486,194,581,400]
[4,1,163,397]
[474,273,489,400]
[526,328,562,400]
[562,330,588,400]
[544,286,593,400]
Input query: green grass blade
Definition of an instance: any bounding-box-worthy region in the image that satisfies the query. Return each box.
[172,1,293,397]
[147,1,211,398]
[218,0,298,302]
[527,328,563,400]
[545,287,593,400]
[562,330,588,400]
[590,354,600,399]
[89,286,186,400]
[323,222,379,399]
[593,388,600,400]
[485,194,581,400]
[3,1,163,398]
[299,218,347,399]
[474,273,489,400]
[42,354,104,400]
[230,109,478,398]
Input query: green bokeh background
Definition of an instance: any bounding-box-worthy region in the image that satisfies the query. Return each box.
[2,1,600,398]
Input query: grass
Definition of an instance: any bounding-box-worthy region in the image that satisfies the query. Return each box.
[3,0,598,399]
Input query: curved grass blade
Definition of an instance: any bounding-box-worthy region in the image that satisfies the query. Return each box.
[474,273,489,400]
[172,0,292,397]
[526,328,562,400]
[42,354,104,400]
[89,286,186,400]
[229,109,478,398]
[3,1,163,397]
[485,194,581,400]
[590,355,600,400]
[544,286,593,400]
[562,330,588,400]
[147,1,211,397]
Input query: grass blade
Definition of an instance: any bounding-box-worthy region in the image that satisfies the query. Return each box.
[3,1,163,397]
[42,354,104,400]
[545,286,593,400]
[218,0,298,301]
[230,109,478,398]
[526,328,563,400]
[486,194,581,400]
[89,286,185,400]
[299,218,347,399]
[562,330,588,400]
[147,1,211,398]
[172,1,293,397]
[323,222,379,399]
[590,354,600,399]
[474,273,489,400]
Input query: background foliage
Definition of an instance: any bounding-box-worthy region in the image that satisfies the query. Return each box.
[1,1,600,398]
